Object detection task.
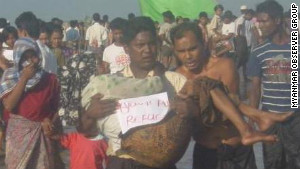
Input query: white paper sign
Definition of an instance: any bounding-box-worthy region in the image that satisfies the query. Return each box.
[117,92,169,134]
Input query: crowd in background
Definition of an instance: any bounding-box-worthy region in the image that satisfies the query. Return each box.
[0,0,299,169]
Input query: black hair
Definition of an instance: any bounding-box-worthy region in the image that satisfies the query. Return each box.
[256,0,283,20]
[48,23,63,36]
[1,26,18,41]
[51,17,63,26]
[15,12,40,39]
[110,17,128,31]
[245,9,255,16]
[214,4,224,12]
[222,10,233,19]
[122,16,156,45]
[93,13,101,22]
[170,22,203,45]
[103,15,109,22]
[70,20,77,28]
[199,12,208,18]
[128,13,135,20]
[0,18,8,28]
[162,11,175,20]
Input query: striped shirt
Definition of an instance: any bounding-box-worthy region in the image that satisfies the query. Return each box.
[246,41,300,113]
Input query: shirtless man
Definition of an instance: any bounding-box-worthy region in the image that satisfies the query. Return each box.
[171,22,291,169]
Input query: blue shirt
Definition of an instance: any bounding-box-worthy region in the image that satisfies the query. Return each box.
[246,41,300,113]
[66,28,80,41]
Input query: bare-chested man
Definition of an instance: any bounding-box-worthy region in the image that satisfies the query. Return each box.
[171,22,291,169]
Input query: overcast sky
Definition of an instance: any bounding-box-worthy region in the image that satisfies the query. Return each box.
[0,0,296,24]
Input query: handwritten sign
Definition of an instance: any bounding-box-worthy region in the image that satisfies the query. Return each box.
[117,92,170,134]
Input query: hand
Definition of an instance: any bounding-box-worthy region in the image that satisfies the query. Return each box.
[41,118,54,137]
[86,93,118,118]
[0,55,12,70]
[171,94,198,118]
[222,136,241,147]
[21,63,37,81]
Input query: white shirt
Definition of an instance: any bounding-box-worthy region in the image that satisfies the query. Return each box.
[244,20,254,47]
[159,22,176,46]
[103,43,130,74]
[222,22,236,36]
[37,40,58,74]
[235,14,245,35]
[85,22,108,47]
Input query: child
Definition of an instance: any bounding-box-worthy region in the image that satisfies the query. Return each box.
[53,112,108,169]
[1,26,18,61]
[102,18,129,74]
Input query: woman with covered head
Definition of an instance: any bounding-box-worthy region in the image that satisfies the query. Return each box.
[0,37,64,169]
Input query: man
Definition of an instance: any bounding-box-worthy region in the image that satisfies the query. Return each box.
[158,11,177,70]
[66,20,80,42]
[235,5,248,36]
[102,18,130,74]
[242,9,256,51]
[208,4,224,38]
[85,13,108,56]
[247,1,300,169]
[198,12,209,49]
[171,22,291,169]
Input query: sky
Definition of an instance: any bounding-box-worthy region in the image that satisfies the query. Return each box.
[0,0,296,24]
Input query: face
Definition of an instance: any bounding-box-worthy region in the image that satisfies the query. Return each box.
[244,13,253,21]
[223,18,231,24]
[39,32,49,45]
[124,31,157,71]
[174,31,203,72]
[257,12,280,38]
[50,31,63,48]
[19,50,40,70]
[177,18,184,24]
[5,34,16,48]
[112,29,123,43]
[215,8,223,16]
[199,17,208,25]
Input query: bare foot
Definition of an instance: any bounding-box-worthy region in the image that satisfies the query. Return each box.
[241,130,278,146]
[255,111,293,131]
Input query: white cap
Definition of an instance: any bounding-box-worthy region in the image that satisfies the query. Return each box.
[240,5,247,10]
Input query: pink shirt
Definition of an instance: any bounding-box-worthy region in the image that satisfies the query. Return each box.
[60,132,108,169]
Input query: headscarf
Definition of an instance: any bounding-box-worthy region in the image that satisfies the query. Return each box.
[0,37,45,98]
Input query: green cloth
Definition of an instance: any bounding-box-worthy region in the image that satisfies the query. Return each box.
[139,0,216,22]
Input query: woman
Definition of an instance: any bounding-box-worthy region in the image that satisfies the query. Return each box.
[49,24,74,67]
[0,37,64,169]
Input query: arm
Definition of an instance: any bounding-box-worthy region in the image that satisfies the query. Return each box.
[219,58,239,94]
[249,77,261,108]
[85,94,117,119]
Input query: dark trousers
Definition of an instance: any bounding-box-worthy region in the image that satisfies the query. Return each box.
[193,143,257,169]
[107,156,177,169]
[263,112,300,169]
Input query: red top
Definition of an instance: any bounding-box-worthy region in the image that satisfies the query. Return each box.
[60,132,108,169]
[3,73,60,122]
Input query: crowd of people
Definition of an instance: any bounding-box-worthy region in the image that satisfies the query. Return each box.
[0,0,299,169]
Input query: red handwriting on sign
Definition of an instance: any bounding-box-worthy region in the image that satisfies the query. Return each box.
[117,100,153,113]
[157,99,170,107]
[126,113,162,126]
